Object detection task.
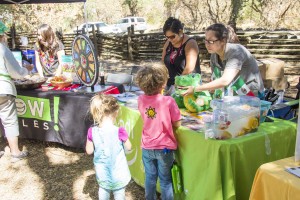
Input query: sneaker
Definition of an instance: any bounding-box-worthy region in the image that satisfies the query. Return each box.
[0,151,4,158]
[11,151,28,163]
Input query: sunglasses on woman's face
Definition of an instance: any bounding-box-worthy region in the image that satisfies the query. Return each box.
[165,34,176,40]
[204,39,219,44]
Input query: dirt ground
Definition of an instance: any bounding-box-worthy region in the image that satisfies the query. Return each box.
[0,58,298,200]
[0,139,145,200]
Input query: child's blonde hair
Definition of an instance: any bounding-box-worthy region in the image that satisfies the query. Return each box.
[90,93,120,126]
[135,64,169,95]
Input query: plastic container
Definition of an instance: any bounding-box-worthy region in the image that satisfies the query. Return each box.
[260,100,272,123]
[61,55,80,83]
[209,96,261,139]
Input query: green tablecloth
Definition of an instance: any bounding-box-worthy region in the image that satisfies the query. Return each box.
[117,105,297,200]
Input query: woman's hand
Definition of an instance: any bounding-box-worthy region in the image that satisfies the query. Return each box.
[177,85,194,96]
[24,64,34,72]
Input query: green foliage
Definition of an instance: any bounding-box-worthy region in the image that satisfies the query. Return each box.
[122,0,141,16]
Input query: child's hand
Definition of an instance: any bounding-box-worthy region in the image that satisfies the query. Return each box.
[24,64,34,72]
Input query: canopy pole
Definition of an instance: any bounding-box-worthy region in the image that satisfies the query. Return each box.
[84,2,88,37]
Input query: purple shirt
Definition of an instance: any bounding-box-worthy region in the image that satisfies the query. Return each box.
[87,126,128,142]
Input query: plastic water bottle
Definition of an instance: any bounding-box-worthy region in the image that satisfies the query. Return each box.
[275,90,284,104]
[171,162,183,194]
[203,115,214,139]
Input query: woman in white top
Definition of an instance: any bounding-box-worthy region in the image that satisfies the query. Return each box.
[0,22,33,162]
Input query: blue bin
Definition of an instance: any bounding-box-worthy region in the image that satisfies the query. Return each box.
[260,100,272,123]
[22,49,37,73]
[267,100,295,120]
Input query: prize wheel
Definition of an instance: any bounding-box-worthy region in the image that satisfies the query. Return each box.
[72,34,99,86]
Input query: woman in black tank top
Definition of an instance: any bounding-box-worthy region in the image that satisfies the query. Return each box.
[162,17,201,90]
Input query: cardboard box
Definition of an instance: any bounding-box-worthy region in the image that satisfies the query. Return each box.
[257,58,285,80]
[263,76,288,91]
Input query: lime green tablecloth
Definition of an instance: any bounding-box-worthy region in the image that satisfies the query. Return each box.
[117,105,297,200]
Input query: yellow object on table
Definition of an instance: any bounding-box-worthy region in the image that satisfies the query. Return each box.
[250,157,300,200]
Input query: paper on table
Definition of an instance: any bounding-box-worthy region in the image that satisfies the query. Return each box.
[115,93,137,103]
[286,166,300,178]
[124,85,141,92]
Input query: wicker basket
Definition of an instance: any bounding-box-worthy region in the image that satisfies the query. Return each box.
[50,80,72,89]
[14,78,47,90]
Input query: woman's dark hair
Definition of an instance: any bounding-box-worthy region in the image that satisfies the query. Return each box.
[163,17,184,35]
[206,23,240,43]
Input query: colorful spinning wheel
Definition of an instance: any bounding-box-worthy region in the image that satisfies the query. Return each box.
[72,34,99,86]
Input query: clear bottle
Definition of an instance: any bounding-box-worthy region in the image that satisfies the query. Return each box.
[99,62,105,85]
[100,71,105,85]
[203,115,214,139]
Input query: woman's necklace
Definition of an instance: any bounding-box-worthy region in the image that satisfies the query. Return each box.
[170,35,184,64]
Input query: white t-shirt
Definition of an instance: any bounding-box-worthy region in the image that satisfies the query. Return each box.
[0,43,28,96]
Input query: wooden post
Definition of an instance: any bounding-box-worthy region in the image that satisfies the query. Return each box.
[10,23,16,49]
[127,26,133,61]
[91,25,98,55]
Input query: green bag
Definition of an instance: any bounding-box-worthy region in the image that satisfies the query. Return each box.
[171,162,183,194]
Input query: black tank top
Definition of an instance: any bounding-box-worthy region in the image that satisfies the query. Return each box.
[164,38,201,86]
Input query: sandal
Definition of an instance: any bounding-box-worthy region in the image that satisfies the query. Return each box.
[11,151,29,163]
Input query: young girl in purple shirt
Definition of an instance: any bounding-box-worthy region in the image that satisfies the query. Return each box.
[86,93,132,200]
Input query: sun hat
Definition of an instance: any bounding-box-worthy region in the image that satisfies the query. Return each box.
[0,21,8,35]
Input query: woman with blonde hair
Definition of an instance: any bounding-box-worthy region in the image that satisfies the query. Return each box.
[34,24,65,77]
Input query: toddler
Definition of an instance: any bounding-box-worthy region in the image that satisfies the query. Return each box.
[135,64,181,200]
[86,93,132,200]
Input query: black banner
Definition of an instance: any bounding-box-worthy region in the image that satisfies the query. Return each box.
[17,89,93,149]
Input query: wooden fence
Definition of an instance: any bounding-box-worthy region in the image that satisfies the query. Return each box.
[7,29,300,98]
[8,29,300,62]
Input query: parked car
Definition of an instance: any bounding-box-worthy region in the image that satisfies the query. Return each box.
[74,22,122,34]
[115,17,147,34]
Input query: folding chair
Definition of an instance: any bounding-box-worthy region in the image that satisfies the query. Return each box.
[106,73,133,92]
[130,65,141,75]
